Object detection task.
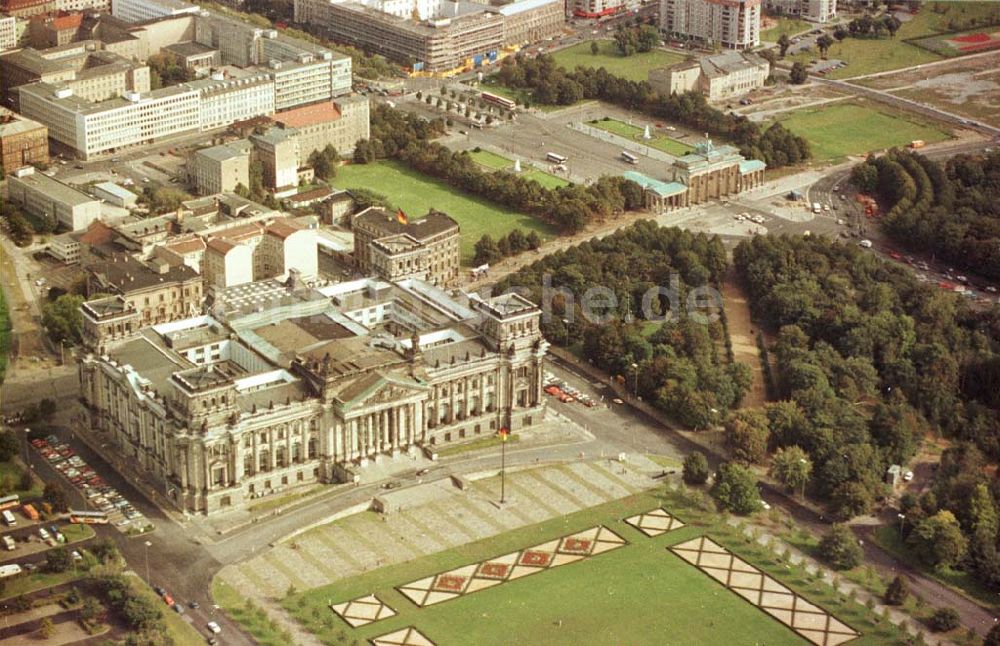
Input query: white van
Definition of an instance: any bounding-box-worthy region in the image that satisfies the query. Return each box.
[2,536,15,551]
[1,510,15,526]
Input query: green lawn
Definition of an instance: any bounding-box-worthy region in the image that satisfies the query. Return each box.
[761,17,814,43]
[59,523,95,543]
[434,432,519,458]
[332,161,555,264]
[552,40,686,82]
[467,150,570,189]
[787,2,1000,78]
[588,119,695,157]
[213,579,290,646]
[0,460,43,500]
[477,80,564,112]
[771,102,951,162]
[268,486,905,646]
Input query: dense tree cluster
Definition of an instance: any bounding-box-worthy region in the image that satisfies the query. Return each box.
[851,148,1000,280]
[612,24,660,56]
[94,574,168,642]
[146,53,195,90]
[472,230,542,266]
[847,14,901,38]
[711,462,760,514]
[733,235,999,520]
[497,222,749,428]
[307,144,340,181]
[494,55,810,169]
[361,105,645,233]
[42,294,84,345]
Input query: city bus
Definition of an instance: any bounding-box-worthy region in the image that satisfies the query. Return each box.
[0,495,19,512]
[546,152,567,164]
[621,151,638,165]
[480,91,516,111]
[68,510,109,525]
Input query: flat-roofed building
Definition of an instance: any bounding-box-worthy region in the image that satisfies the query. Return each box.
[111,0,199,23]
[661,0,760,50]
[764,0,835,23]
[162,40,220,73]
[0,108,49,172]
[0,16,17,52]
[93,181,139,207]
[250,127,299,190]
[189,139,251,195]
[48,232,82,263]
[79,276,547,515]
[18,81,200,158]
[353,207,460,287]
[7,165,101,230]
[497,0,563,45]
[181,71,275,131]
[269,94,369,161]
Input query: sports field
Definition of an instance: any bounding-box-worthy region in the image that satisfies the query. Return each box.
[551,40,685,82]
[771,102,951,161]
[588,118,695,157]
[467,149,570,189]
[332,161,554,263]
[787,1,1000,78]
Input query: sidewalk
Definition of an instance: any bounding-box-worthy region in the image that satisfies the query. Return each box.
[719,511,954,646]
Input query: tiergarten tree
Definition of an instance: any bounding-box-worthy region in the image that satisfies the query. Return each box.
[770,445,812,497]
[711,463,760,515]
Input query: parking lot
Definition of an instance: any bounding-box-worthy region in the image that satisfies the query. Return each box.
[30,435,151,534]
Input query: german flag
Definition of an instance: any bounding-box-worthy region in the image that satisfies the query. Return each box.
[396,209,408,225]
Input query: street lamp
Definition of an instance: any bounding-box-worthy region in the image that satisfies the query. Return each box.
[630,363,639,399]
[498,427,510,505]
[897,513,906,538]
[23,428,31,471]
[144,540,152,586]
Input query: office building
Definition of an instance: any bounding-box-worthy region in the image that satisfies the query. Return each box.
[250,127,299,190]
[661,0,760,50]
[7,165,102,230]
[294,0,561,73]
[0,108,48,172]
[48,232,82,263]
[189,140,252,195]
[110,0,199,23]
[269,95,369,161]
[648,50,769,101]
[182,72,275,131]
[2,0,55,18]
[353,208,460,287]
[78,275,548,515]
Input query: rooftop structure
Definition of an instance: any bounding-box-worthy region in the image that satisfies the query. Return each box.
[6,165,102,230]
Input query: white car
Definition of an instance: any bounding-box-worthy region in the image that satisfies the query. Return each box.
[859,239,873,249]
[903,471,914,482]
[759,500,771,511]
[207,621,222,634]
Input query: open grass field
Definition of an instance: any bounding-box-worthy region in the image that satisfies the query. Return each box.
[0,459,43,500]
[770,101,951,161]
[467,150,570,189]
[588,118,695,157]
[788,1,1000,79]
[274,487,905,646]
[550,40,686,82]
[332,161,554,263]
[761,16,814,42]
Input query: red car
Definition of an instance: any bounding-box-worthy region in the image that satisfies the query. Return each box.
[543,385,562,396]
[163,594,174,606]
[30,439,47,449]
[889,252,902,260]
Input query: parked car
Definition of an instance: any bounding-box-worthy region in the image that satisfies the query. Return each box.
[207,621,222,634]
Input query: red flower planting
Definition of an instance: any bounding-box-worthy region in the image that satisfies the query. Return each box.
[477,562,511,579]
[561,538,593,554]
[952,32,991,43]
[519,550,553,567]
[433,575,467,592]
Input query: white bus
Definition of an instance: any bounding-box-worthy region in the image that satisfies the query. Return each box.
[1,510,15,526]
[0,495,19,512]
[0,564,22,578]
[546,152,567,164]
[69,510,109,525]
[621,151,638,164]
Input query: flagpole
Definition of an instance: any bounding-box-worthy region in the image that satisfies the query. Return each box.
[501,431,506,504]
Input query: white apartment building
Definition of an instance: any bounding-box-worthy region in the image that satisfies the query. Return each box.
[18,82,200,158]
[0,17,18,52]
[661,0,761,50]
[183,72,275,131]
[764,0,836,23]
[56,0,111,12]
[111,0,199,23]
